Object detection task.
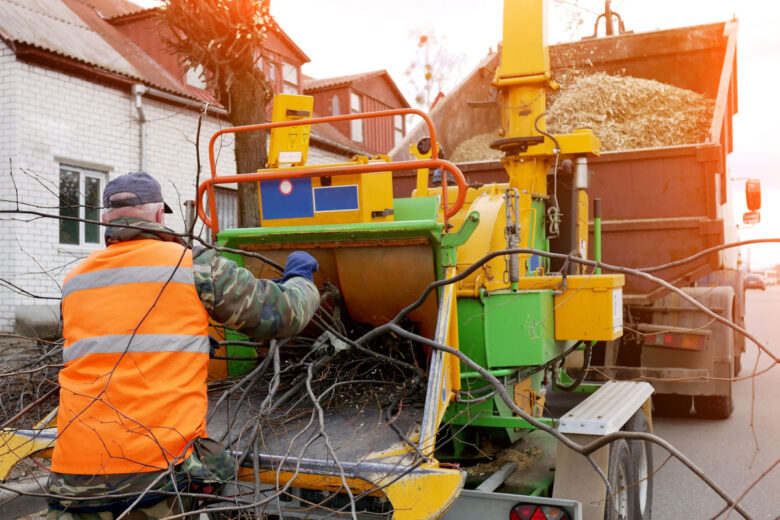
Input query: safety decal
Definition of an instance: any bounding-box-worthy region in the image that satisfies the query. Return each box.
[313,185,359,213]
[260,178,314,220]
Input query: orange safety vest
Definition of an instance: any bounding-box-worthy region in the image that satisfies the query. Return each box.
[53,239,211,475]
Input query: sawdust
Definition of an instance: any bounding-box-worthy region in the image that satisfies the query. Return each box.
[465,447,543,477]
[449,133,504,163]
[451,73,714,161]
[547,72,714,151]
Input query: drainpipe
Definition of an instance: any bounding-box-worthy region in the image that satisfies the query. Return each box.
[132,84,148,171]
[132,84,230,170]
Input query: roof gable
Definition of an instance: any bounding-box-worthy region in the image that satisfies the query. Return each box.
[303,70,385,91]
[303,70,409,108]
[267,18,310,64]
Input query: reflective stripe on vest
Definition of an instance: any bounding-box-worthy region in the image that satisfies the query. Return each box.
[63,333,210,363]
[61,266,194,299]
[53,239,210,476]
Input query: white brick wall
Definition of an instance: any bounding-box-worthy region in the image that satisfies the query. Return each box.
[0,44,240,332]
[0,42,22,331]
[0,43,357,333]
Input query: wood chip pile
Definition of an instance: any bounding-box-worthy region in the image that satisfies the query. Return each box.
[449,133,505,163]
[450,72,714,162]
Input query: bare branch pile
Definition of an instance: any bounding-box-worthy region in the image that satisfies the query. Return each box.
[0,338,59,430]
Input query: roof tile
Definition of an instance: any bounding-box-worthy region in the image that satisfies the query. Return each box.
[82,0,145,19]
[303,70,386,91]
[0,0,141,79]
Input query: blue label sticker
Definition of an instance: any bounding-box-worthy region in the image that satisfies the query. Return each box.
[260,178,314,220]
[313,185,359,212]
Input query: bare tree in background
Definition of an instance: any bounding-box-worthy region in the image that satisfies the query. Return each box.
[404,30,463,112]
[159,0,274,228]
[552,0,596,39]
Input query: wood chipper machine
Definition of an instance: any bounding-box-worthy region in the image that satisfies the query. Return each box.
[193,2,654,519]
[0,2,654,519]
[393,2,743,420]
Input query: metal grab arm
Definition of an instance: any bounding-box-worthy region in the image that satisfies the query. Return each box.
[201,108,467,238]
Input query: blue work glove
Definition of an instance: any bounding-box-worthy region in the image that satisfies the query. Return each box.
[280,251,318,283]
[208,335,220,358]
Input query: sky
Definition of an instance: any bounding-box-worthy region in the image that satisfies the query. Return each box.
[135,0,780,267]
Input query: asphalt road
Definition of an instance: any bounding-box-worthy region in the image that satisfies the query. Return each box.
[651,286,780,519]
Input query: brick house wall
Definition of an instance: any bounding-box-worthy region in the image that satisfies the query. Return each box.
[0,39,352,333]
[0,44,19,329]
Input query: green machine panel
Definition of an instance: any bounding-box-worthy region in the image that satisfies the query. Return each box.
[458,290,557,368]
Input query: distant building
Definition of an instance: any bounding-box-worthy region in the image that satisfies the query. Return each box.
[304,71,409,155]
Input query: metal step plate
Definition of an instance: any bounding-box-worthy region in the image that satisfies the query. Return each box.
[557,381,654,435]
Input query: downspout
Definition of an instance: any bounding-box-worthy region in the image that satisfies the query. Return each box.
[132,84,147,171]
[132,84,231,170]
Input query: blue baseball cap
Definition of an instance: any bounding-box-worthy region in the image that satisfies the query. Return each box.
[103,171,173,213]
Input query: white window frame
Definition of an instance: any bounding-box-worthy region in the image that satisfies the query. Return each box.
[59,165,105,247]
[394,114,404,147]
[331,95,340,116]
[267,59,277,90]
[350,92,361,112]
[282,61,299,94]
[185,65,207,89]
[350,92,363,143]
[214,187,238,231]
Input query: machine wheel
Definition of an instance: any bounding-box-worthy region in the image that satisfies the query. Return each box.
[604,439,638,520]
[694,393,734,419]
[652,393,692,417]
[622,410,653,520]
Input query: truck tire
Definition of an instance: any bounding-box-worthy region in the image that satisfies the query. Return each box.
[623,410,653,520]
[694,393,734,419]
[652,393,692,417]
[604,439,638,520]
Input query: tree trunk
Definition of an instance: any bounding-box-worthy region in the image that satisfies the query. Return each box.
[228,75,269,228]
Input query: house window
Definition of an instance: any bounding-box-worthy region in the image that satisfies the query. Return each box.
[267,60,277,90]
[200,188,238,242]
[59,165,104,246]
[214,188,238,231]
[394,114,404,147]
[185,65,207,89]
[350,92,363,143]
[282,61,299,94]
[331,95,340,115]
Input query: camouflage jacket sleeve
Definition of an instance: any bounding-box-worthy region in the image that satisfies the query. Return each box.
[192,248,320,340]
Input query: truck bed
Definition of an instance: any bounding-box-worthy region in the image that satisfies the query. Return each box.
[392,21,738,305]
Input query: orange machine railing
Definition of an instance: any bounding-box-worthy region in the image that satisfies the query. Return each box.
[198,108,468,240]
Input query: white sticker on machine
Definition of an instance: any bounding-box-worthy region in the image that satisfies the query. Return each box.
[278,151,302,163]
[613,288,623,334]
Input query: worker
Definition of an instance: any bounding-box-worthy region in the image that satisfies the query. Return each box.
[46,171,320,519]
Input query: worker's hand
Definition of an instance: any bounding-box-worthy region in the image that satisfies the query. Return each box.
[281,251,319,283]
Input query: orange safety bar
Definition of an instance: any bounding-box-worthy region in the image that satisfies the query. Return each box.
[198,108,468,240]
